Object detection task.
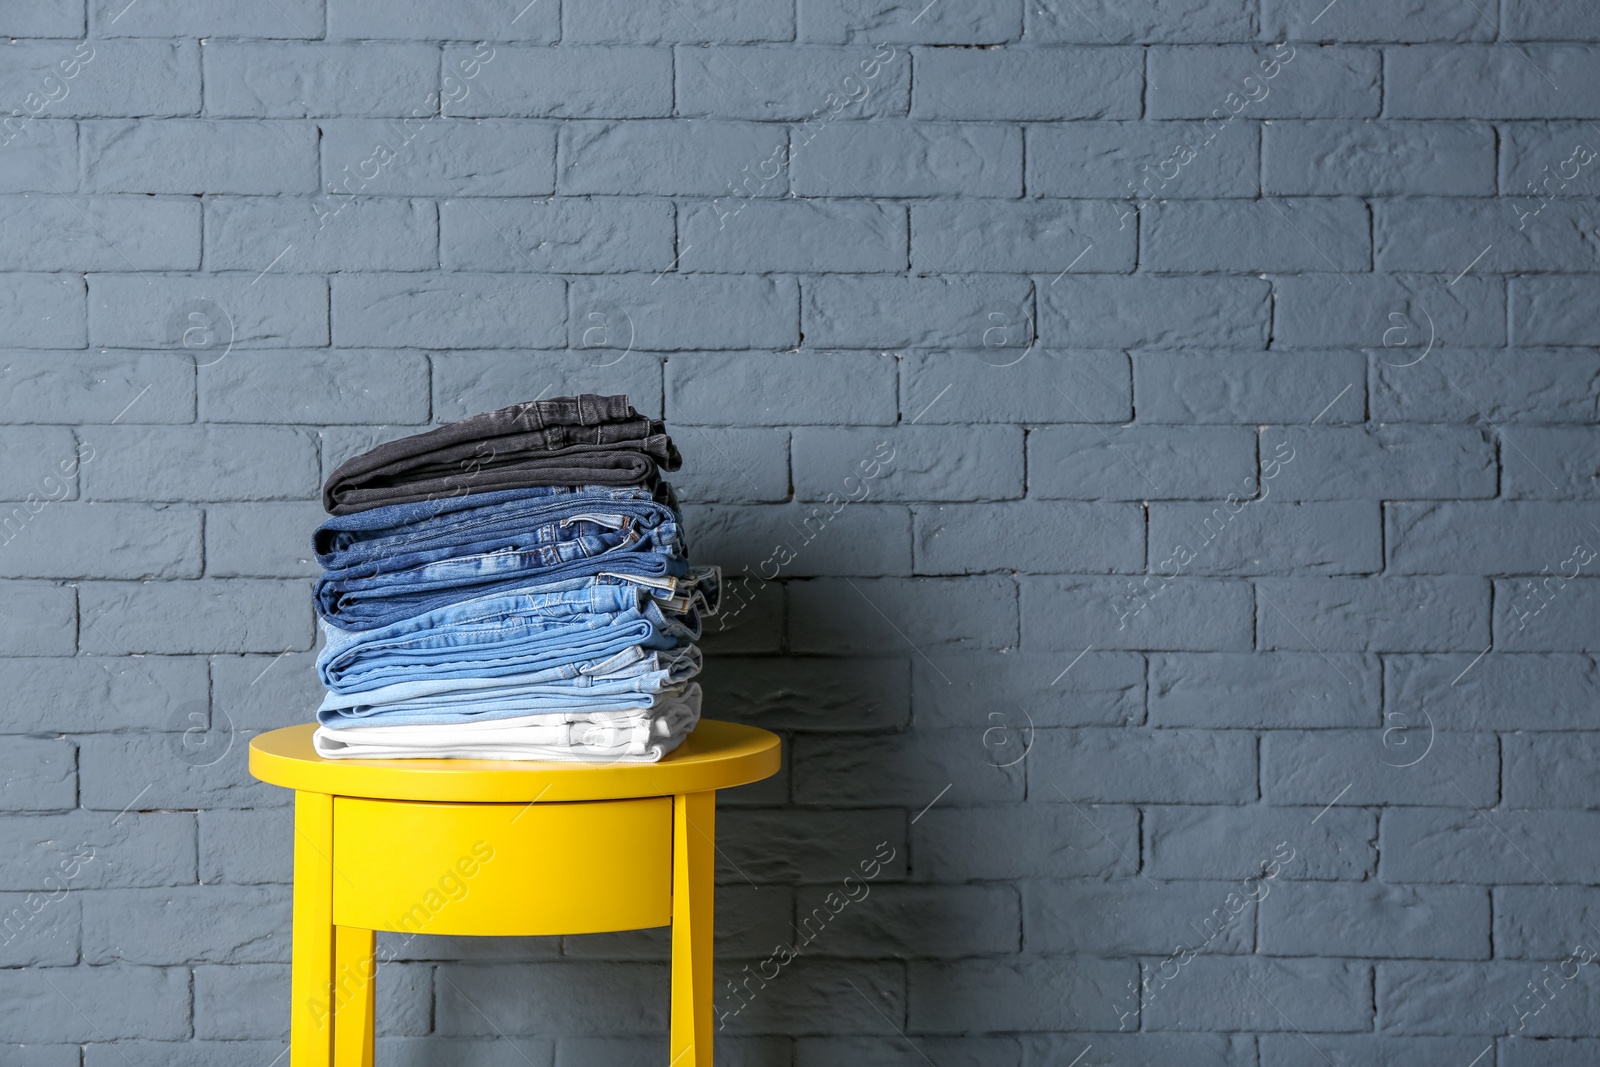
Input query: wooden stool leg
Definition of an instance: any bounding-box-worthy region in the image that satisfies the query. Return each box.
[291,791,335,1067]
[670,791,716,1067]
[333,926,377,1067]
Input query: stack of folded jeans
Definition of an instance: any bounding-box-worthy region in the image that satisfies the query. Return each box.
[309,396,716,762]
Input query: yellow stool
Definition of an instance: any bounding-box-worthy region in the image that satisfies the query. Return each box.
[249,720,781,1067]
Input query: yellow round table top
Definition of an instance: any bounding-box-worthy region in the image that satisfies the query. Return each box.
[249,720,781,803]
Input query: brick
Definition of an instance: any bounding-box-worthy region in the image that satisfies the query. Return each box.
[792,121,1020,197]
[1379,198,1600,273]
[801,0,1018,43]
[0,196,197,272]
[914,804,1137,880]
[700,656,909,732]
[83,120,316,194]
[1029,425,1255,500]
[1145,805,1376,880]
[796,883,1018,957]
[1372,349,1600,423]
[1388,46,1600,119]
[0,738,73,811]
[82,885,290,965]
[206,197,437,272]
[910,957,1131,1032]
[0,656,206,733]
[1144,957,1372,1032]
[205,502,322,579]
[0,121,75,192]
[1150,652,1378,728]
[210,651,324,733]
[689,501,910,577]
[328,0,557,40]
[798,1036,1015,1066]
[0,582,76,655]
[558,120,788,196]
[681,200,907,272]
[1275,273,1505,348]
[1378,962,1600,1036]
[1041,275,1271,348]
[914,201,1133,274]
[1386,653,1600,731]
[1143,198,1371,272]
[1501,1039,1600,1067]
[201,350,430,425]
[1136,350,1364,424]
[0,812,194,890]
[79,579,312,654]
[794,729,1023,805]
[903,350,1130,424]
[1506,1,1600,38]
[1147,45,1381,119]
[1022,1035,1254,1067]
[0,40,199,118]
[444,46,672,118]
[199,809,291,884]
[1035,728,1257,804]
[0,967,188,1042]
[1025,879,1255,956]
[88,273,328,349]
[1512,276,1600,345]
[1024,575,1255,651]
[1496,578,1600,651]
[1258,577,1489,652]
[1264,729,1498,806]
[0,426,78,500]
[0,504,200,579]
[1381,809,1600,883]
[1030,0,1253,42]
[716,960,905,1036]
[319,119,557,197]
[203,41,439,117]
[93,0,321,35]
[82,425,317,501]
[1149,501,1381,575]
[0,351,193,424]
[433,351,663,423]
[1505,734,1600,808]
[1028,120,1260,198]
[563,886,784,962]
[0,0,81,35]
[669,351,895,426]
[1262,425,1496,501]
[1388,502,1600,575]
[0,275,85,349]
[333,274,564,349]
[571,275,798,350]
[719,809,906,883]
[676,45,910,120]
[1264,121,1496,195]
[654,427,789,503]
[803,274,1031,349]
[1499,123,1600,199]
[913,48,1140,120]
[84,1043,288,1067]
[914,650,1145,729]
[1263,0,1496,41]
[196,959,429,1038]
[916,501,1144,575]
[790,576,1017,652]
[442,197,672,273]
[0,889,80,967]
[1496,887,1600,960]
[794,426,1022,502]
[1260,1035,1494,1067]
[79,731,273,811]
[573,0,792,42]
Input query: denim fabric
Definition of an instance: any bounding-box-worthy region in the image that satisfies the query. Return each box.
[323,396,681,515]
[317,578,704,694]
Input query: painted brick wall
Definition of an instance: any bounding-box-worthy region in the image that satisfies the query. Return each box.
[1,0,1598,1063]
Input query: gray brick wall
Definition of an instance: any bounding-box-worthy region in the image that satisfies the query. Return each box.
[1,0,1598,1063]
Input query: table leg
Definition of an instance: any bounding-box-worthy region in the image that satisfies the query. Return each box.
[333,926,377,1067]
[291,791,335,1067]
[670,790,716,1067]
